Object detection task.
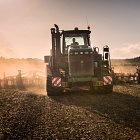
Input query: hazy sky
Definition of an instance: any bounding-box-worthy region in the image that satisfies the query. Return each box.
[0,0,140,59]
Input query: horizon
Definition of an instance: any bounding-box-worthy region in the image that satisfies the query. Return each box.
[0,55,140,60]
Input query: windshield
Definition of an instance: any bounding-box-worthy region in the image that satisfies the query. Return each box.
[64,33,88,46]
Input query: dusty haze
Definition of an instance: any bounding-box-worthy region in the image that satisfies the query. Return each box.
[0,57,139,79]
[0,58,45,78]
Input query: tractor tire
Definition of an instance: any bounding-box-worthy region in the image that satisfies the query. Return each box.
[47,76,61,96]
[89,86,95,94]
[46,76,53,96]
[103,85,113,94]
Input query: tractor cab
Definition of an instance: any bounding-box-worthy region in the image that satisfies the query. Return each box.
[61,28,91,54]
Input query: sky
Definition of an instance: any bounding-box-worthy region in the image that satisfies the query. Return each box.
[0,0,140,59]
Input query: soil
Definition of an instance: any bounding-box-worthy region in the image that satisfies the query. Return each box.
[0,85,140,139]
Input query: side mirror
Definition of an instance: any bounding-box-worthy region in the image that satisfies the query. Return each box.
[105,53,109,59]
[44,56,50,63]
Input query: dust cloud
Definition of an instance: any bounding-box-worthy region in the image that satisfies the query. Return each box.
[0,58,45,78]
[111,59,138,74]
[113,66,136,73]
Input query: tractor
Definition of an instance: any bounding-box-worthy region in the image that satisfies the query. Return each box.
[44,24,113,95]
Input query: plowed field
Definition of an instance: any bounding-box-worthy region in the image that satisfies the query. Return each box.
[0,85,140,139]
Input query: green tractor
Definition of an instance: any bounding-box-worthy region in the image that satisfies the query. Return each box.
[44,24,113,95]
